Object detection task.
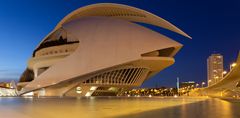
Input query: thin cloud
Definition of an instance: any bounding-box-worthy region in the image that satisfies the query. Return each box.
[0,69,8,72]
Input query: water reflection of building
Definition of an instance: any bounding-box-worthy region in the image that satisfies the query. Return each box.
[18,3,191,97]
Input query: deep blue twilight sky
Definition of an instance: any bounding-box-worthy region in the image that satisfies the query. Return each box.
[0,0,239,87]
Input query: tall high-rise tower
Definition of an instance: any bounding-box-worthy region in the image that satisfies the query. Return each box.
[207,54,223,86]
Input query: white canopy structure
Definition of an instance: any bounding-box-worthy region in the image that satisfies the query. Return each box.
[18,3,191,97]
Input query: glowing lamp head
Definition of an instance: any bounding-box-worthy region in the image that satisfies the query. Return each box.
[231,63,237,68]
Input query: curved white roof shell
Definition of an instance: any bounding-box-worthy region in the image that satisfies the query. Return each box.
[39,3,191,46]
[56,3,191,39]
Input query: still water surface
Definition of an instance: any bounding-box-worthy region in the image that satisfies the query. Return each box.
[0,97,239,118]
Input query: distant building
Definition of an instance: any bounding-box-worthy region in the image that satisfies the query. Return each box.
[207,54,223,86]
[0,81,18,96]
[0,82,10,88]
[180,81,195,88]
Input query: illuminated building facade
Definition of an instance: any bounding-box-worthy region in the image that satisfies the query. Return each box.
[207,54,223,86]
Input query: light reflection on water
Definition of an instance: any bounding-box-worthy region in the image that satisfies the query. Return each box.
[0,97,239,118]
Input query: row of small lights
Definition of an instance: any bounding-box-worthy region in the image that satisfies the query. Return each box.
[128,63,238,94]
[179,83,204,91]
[126,89,178,98]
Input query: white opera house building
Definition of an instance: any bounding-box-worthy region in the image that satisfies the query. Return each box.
[18,3,191,97]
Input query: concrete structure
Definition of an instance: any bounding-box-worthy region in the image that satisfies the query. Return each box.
[190,52,240,97]
[203,52,240,97]
[207,54,223,86]
[18,3,191,97]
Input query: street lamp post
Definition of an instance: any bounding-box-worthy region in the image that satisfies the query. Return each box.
[201,82,205,88]
[196,83,199,88]
[208,80,212,86]
[191,85,194,89]
[230,63,237,70]
[222,71,227,77]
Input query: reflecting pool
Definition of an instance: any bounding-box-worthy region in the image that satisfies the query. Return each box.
[0,97,239,118]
